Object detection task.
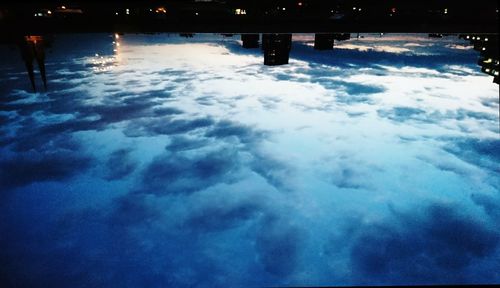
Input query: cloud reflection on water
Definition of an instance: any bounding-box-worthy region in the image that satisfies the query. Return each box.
[0,33,499,287]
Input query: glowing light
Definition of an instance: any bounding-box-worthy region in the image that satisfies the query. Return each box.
[91,54,118,73]
[235,9,246,15]
[155,7,167,14]
[61,6,66,9]
[485,38,489,41]
[298,2,302,6]
[25,35,42,42]
[444,8,448,14]
[482,47,486,51]
[115,33,120,39]
[391,7,396,13]
[126,9,130,15]
[47,10,52,15]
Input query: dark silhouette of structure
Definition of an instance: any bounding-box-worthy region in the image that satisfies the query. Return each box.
[241,34,259,48]
[333,33,350,41]
[314,33,334,50]
[428,33,444,38]
[460,34,499,84]
[18,35,47,92]
[314,33,351,50]
[262,33,292,66]
[1,1,498,34]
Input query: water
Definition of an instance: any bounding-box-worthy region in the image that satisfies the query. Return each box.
[0,33,499,287]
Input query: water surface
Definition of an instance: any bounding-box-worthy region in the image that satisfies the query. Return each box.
[0,33,499,287]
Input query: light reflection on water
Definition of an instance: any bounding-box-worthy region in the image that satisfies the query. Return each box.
[0,33,499,287]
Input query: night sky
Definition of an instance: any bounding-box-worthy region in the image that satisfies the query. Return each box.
[0,33,499,287]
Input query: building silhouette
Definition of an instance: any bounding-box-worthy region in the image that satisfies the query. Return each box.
[262,33,292,66]
[460,34,499,84]
[314,33,334,50]
[241,34,259,48]
[333,33,350,41]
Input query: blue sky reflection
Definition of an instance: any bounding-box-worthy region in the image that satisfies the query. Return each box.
[0,33,499,287]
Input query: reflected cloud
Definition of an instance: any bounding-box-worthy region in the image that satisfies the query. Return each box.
[205,120,267,144]
[336,43,412,54]
[255,215,305,278]
[471,193,500,221]
[181,193,262,233]
[124,117,214,137]
[166,135,210,152]
[104,148,138,181]
[348,203,499,284]
[140,149,240,195]
[378,107,426,122]
[0,134,93,191]
[444,138,500,174]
